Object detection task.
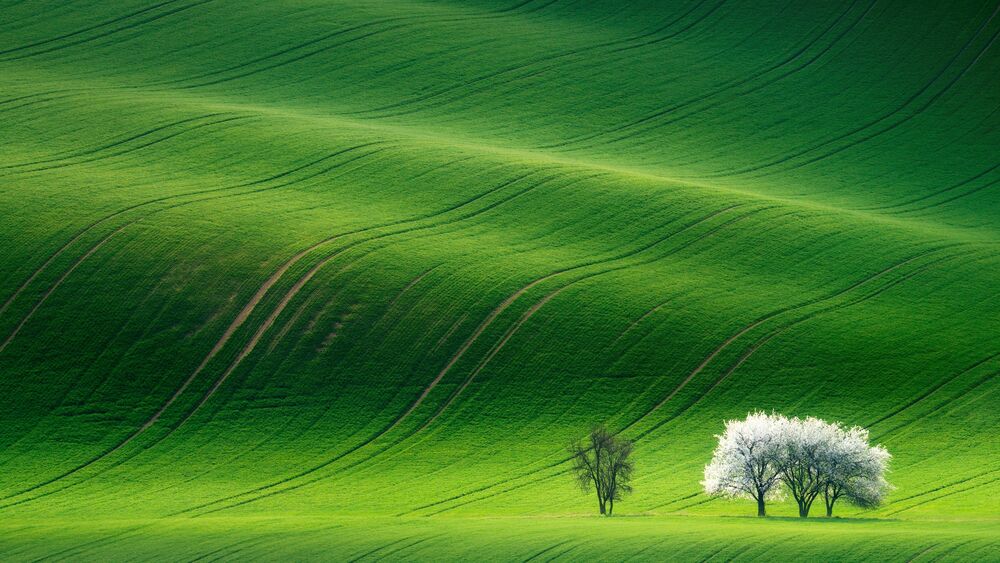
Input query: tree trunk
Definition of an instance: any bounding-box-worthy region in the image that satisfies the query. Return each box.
[598,498,606,515]
[756,497,766,517]
[824,490,836,517]
[798,499,811,518]
[608,499,614,516]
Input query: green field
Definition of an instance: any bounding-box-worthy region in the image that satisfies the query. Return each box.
[1,0,998,560]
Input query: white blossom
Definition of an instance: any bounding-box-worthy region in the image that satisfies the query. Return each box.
[704,412,891,517]
[702,411,786,517]
[819,424,892,516]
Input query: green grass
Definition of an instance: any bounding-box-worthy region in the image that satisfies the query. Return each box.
[2,516,998,561]
[0,0,998,560]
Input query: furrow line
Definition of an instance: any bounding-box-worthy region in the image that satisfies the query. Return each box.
[619,245,953,435]
[397,246,961,514]
[634,251,970,440]
[0,141,384,322]
[873,368,999,441]
[867,351,1000,430]
[540,0,870,149]
[706,4,1000,178]
[168,201,745,516]
[885,475,1000,516]
[860,162,1000,212]
[164,173,593,516]
[346,0,718,117]
[205,206,764,515]
[0,154,526,505]
[0,0,182,56]
[0,0,218,63]
[0,226,126,355]
[1,115,255,178]
[590,0,879,152]
[418,206,772,434]
[166,0,563,90]
[0,113,226,171]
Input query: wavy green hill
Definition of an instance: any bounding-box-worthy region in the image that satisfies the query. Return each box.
[1,0,998,560]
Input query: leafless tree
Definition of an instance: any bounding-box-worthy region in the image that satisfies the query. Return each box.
[569,426,635,516]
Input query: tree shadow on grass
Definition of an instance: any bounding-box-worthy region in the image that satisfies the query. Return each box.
[715,515,902,524]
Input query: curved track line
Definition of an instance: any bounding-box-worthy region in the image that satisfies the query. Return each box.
[346,536,417,563]
[0,169,556,505]
[873,367,999,441]
[399,461,563,516]
[161,175,586,516]
[0,146,391,475]
[393,272,556,428]
[610,0,729,54]
[1,115,253,177]
[556,253,970,500]
[183,170,575,421]
[539,0,871,150]
[0,0,218,63]
[860,162,1000,212]
[750,26,1000,178]
[396,247,961,514]
[608,0,879,152]
[187,536,273,563]
[0,1,182,56]
[889,468,1000,507]
[634,251,969,440]
[0,235,339,503]
[606,296,677,349]
[868,351,1000,430]
[426,466,565,516]
[356,265,441,343]
[897,176,1000,215]
[523,540,572,562]
[419,284,570,431]
[619,246,950,436]
[116,266,446,498]
[0,141,384,324]
[0,94,74,117]
[0,226,125,354]
[885,473,1000,516]
[432,313,468,354]
[165,0,562,90]
[180,205,758,515]
[344,0,720,118]
[705,4,1000,178]
[165,204,745,515]
[0,144,388,343]
[418,206,771,433]
[0,113,225,172]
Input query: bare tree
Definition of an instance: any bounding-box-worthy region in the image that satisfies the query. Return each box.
[703,412,786,517]
[569,426,635,516]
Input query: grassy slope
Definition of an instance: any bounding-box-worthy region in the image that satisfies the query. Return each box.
[0,0,998,559]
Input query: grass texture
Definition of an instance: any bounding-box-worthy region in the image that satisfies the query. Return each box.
[0,0,998,560]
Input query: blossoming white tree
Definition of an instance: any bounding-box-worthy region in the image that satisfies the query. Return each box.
[704,412,891,518]
[776,416,835,518]
[702,411,786,517]
[819,424,891,517]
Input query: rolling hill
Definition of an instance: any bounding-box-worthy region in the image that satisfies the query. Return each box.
[1,0,998,559]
